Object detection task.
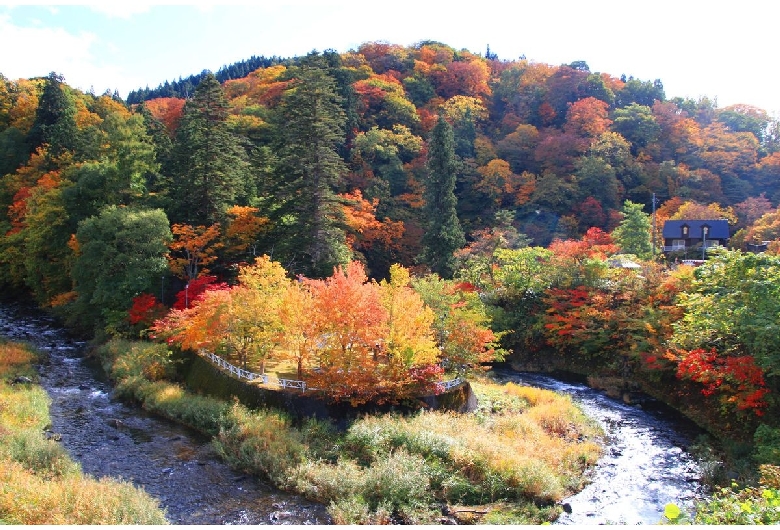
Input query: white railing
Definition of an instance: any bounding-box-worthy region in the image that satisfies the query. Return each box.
[436,377,464,393]
[278,378,307,391]
[200,350,462,395]
[201,350,270,385]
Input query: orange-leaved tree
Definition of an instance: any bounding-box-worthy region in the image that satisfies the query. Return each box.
[224,205,270,262]
[379,264,441,395]
[340,189,404,256]
[277,278,320,381]
[151,283,232,353]
[304,261,389,404]
[153,256,288,373]
[167,223,223,280]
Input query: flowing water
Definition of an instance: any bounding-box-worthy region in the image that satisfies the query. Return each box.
[1,302,709,525]
[0,303,330,525]
[492,368,707,525]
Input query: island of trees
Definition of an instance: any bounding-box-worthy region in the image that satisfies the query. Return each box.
[1,40,780,523]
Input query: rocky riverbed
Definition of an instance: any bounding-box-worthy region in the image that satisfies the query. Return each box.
[0,303,330,525]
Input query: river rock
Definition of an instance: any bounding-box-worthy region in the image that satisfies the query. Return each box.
[44,430,62,441]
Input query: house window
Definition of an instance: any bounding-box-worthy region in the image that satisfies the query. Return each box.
[671,239,686,250]
[682,226,688,236]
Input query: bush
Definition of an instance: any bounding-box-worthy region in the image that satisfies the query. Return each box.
[212,403,305,483]
[0,342,37,378]
[755,424,780,465]
[662,465,780,525]
[290,450,436,524]
[1,431,80,479]
[98,340,176,382]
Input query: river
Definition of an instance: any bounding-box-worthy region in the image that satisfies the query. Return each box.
[492,368,707,525]
[1,303,707,525]
[0,303,331,525]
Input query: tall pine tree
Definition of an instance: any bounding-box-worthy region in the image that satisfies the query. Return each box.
[168,72,249,225]
[269,63,350,277]
[27,72,77,161]
[422,116,465,278]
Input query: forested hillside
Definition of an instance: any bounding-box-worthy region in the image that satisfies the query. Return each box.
[1,41,780,452]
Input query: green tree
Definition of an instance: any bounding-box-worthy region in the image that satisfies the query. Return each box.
[611,199,652,259]
[26,72,77,161]
[0,76,31,176]
[611,103,661,154]
[62,112,160,223]
[615,78,665,108]
[421,116,465,278]
[168,72,249,225]
[672,250,780,382]
[411,273,501,373]
[71,206,172,334]
[270,64,351,277]
[352,125,422,196]
[21,181,75,306]
[574,155,620,210]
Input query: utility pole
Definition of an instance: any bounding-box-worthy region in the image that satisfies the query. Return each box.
[652,193,657,259]
[702,226,707,260]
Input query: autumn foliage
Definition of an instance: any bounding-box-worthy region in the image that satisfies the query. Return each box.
[676,348,769,415]
[153,257,498,405]
[127,293,166,328]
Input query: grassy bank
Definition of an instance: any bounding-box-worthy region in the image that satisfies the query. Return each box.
[97,339,602,524]
[0,341,168,525]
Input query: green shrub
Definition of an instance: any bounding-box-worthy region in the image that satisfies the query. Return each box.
[291,458,364,504]
[663,466,780,525]
[755,424,780,465]
[0,384,51,431]
[360,449,433,512]
[2,431,80,479]
[328,496,374,524]
[212,403,304,483]
[290,450,436,524]
[298,418,340,462]
[99,340,176,382]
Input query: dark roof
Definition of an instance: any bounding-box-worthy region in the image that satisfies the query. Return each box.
[662,219,730,239]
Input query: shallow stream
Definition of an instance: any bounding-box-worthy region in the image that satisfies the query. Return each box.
[0,302,708,525]
[0,303,330,525]
[492,368,707,525]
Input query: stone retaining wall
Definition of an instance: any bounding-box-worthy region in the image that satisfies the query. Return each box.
[179,350,477,424]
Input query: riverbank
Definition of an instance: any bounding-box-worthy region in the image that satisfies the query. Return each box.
[2,305,332,525]
[97,338,603,524]
[0,340,168,525]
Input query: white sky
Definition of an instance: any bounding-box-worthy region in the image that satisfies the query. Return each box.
[1,1,778,115]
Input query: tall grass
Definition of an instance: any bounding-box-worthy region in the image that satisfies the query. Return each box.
[0,342,36,375]
[98,338,604,525]
[212,403,306,483]
[0,341,168,525]
[287,380,602,523]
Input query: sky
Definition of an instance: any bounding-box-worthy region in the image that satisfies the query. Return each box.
[1,1,779,115]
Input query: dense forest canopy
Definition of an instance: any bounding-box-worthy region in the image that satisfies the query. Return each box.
[2,42,780,449]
